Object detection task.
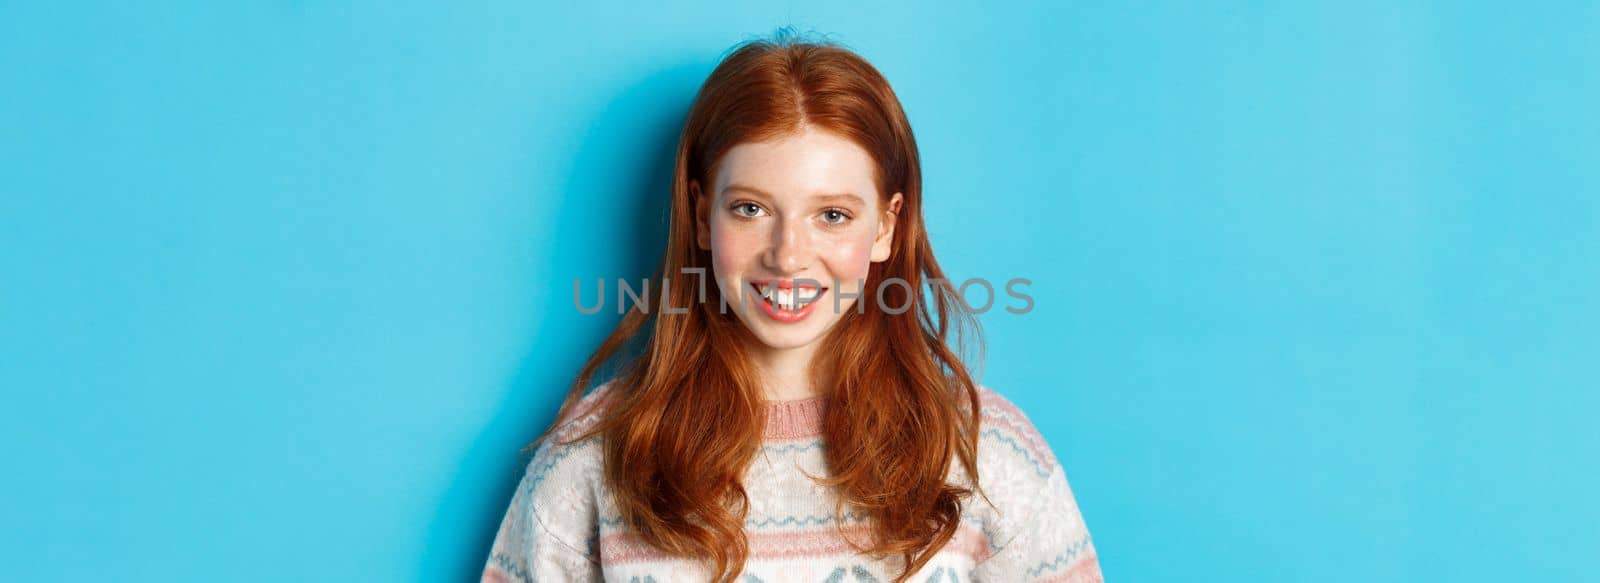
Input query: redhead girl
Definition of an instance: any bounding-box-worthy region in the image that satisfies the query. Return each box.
[481,32,1103,583]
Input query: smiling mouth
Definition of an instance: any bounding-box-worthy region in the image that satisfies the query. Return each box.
[748,280,829,312]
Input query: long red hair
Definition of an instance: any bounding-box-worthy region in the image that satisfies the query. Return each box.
[533,31,986,583]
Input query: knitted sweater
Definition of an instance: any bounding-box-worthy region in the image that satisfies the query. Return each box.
[480,383,1103,582]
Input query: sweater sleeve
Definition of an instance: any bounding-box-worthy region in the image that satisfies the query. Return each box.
[970,388,1104,582]
[480,436,605,583]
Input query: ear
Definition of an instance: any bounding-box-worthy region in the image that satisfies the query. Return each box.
[692,179,711,251]
[869,192,903,262]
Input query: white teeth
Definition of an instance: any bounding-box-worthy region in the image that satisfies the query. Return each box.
[754,282,824,311]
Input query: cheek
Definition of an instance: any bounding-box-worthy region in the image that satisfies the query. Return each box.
[820,234,876,281]
[708,221,762,280]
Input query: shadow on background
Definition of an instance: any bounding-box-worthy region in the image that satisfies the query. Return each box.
[421,62,701,580]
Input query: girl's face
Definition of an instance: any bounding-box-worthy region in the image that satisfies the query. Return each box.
[694,126,903,353]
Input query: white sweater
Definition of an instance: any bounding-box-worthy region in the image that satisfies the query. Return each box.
[481,383,1103,582]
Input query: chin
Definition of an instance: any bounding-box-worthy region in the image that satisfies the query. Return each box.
[747,327,823,351]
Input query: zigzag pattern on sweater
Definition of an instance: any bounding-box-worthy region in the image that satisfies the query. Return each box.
[481,384,1103,583]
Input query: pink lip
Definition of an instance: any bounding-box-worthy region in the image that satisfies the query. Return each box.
[748,282,828,324]
[747,277,827,292]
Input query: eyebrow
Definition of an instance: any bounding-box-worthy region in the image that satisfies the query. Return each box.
[722,184,867,207]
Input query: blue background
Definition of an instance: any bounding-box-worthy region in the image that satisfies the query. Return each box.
[3,2,1596,581]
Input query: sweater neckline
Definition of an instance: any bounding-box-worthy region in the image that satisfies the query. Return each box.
[763,395,828,439]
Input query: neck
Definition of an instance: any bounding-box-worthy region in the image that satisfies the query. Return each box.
[744,337,823,402]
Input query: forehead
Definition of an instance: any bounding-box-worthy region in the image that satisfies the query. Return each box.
[713,127,880,204]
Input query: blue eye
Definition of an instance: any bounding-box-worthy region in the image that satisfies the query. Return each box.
[731,202,765,218]
[821,209,852,225]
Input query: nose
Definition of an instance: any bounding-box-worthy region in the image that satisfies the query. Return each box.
[762,215,814,274]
